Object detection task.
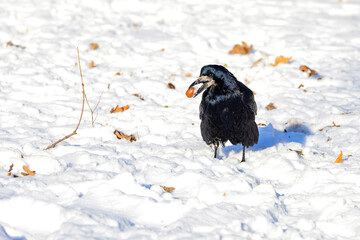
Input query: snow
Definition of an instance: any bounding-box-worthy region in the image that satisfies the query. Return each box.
[1,0,360,239]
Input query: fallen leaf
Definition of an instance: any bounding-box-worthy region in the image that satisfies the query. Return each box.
[160,185,175,193]
[186,73,192,77]
[132,93,144,100]
[114,130,136,142]
[22,165,36,176]
[299,65,319,77]
[7,173,11,176]
[159,48,165,52]
[114,72,120,76]
[6,41,26,49]
[223,193,226,197]
[335,151,343,163]
[229,42,253,55]
[170,74,176,77]
[298,84,304,88]
[89,61,95,68]
[21,172,29,176]
[251,58,263,68]
[266,102,276,111]
[271,56,292,66]
[90,43,99,50]
[110,105,130,113]
[168,83,176,89]
[8,163,14,173]
[289,148,304,156]
[257,123,267,126]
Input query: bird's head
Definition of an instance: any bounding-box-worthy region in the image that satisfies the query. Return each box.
[187,65,236,98]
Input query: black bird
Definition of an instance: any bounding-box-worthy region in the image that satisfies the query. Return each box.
[187,65,259,162]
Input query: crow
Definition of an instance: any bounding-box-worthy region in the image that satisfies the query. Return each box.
[187,65,259,162]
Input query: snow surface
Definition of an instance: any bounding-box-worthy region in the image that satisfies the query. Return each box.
[1,0,360,239]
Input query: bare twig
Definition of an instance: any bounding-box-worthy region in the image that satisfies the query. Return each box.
[85,90,104,127]
[44,47,86,150]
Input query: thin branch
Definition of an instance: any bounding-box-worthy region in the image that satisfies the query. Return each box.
[44,47,86,150]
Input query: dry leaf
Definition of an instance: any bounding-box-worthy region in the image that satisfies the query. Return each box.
[186,73,192,77]
[21,172,29,176]
[132,93,144,100]
[90,43,99,50]
[300,65,319,77]
[289,148,304,156]
[114,130,136,142]
[271,56,292,66]
[170,73,176,77]
[23,165,36,176]
[89,61,95,68]
[257,123,267,126]
[8,163,14,173]
[251,58,263,68]
[223,193,226,197]
[159,48,165,52]
[7,173,11,176]
[168,83,176,89]
[298,84,304,88]
[229,42,253,55]
[110,105,130,113]
[6,41,26,49]
[160,185,175,193]
[114,72,120,76]
[266,102,276,111]
[335,151,343,163]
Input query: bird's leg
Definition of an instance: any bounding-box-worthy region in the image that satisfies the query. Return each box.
[241,145,246,162]
[213,141,219,158]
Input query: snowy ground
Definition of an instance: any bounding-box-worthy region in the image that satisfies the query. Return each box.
[1,0,360,239]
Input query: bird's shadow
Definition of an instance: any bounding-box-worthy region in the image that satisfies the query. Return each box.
[222,123,311,157]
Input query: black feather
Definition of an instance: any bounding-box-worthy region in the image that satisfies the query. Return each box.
[192,65,259,161]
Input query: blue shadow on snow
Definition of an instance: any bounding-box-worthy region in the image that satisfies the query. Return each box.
[222,123,311,157]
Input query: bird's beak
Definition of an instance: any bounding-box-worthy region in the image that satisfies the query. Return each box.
[188,75,215,97]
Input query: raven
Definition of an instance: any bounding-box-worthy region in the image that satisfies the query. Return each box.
[187,65,259,162]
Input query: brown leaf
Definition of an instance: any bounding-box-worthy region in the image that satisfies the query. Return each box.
[229,42,253,55]
[23,165,36,176]
[89,60,95,68]
[110,105,130,113]
[299,65,318,77]
[335,151,343,163]
[168,83,176,89]
[289,148,304,156]
[298,84,304,88]
[186,73,192,77]
[114,130,136,142]
[266,102,276,111]
[21,172,29,176]
[90,43,99,50]
[7,173,11,177]
[114,72,120,76]
[6,41,26,49]
[251,58,263,68]
[8,163,14,173]
[132,93,144,100]
[160,185,175,193]
[271,56,292,66]
[257,123,267,126]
